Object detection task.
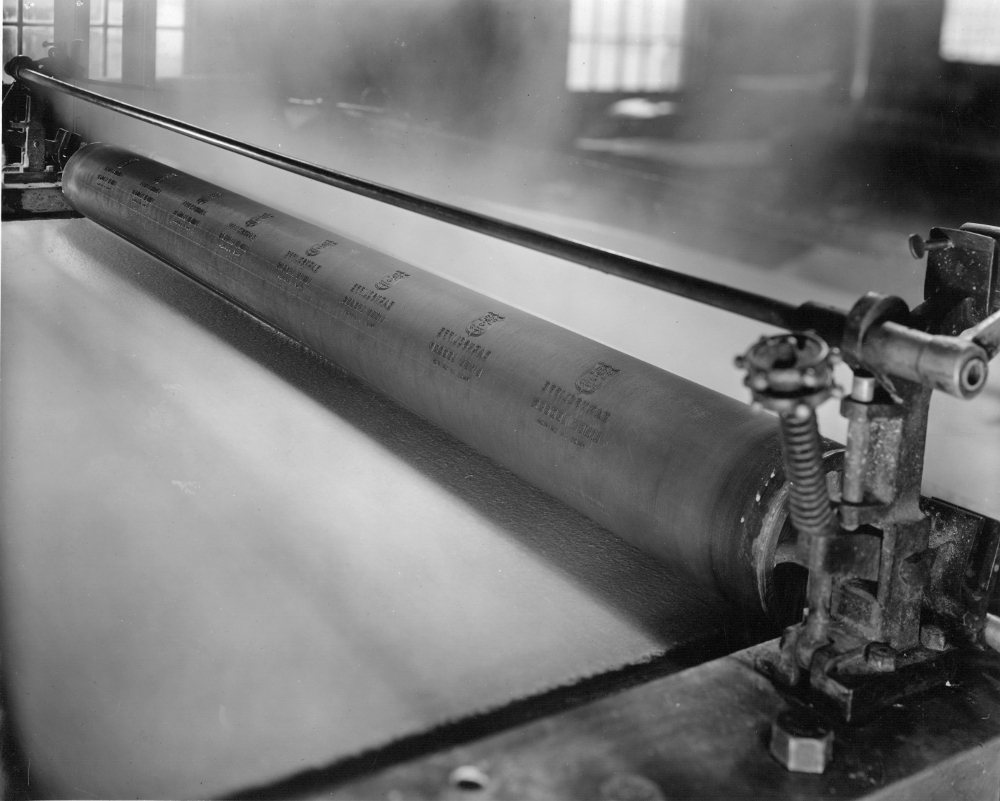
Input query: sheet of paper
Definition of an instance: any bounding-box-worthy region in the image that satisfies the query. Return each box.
[1,219,725,798]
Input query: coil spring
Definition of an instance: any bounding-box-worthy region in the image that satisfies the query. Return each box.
[780,412,835,538]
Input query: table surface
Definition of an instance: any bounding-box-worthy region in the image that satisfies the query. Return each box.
[2,201,997,798]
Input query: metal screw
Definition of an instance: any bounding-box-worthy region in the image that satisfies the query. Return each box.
[908,234,953,260]
[865,642,897,672]
[770,709,834,774]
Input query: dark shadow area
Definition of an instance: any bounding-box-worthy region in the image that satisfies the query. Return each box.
[220,633,733,801]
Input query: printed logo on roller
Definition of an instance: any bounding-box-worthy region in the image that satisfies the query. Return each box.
[466,312,505,337]
[574,362,620,394]
[375,270,410,291]
[304,239,337,257]
[244,212,275,227]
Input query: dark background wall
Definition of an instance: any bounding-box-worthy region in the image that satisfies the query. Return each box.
[177,0,997,152]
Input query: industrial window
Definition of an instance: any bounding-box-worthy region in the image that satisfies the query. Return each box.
[940,0,1000,65]
[566,0,687,92]
[2,0,55,84]
[89,0,185,83]
[89,0,123,81]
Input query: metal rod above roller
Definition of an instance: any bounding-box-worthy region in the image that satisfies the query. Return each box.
[12,63,992,399]
[9,63,802,329]
[61,143,844,613]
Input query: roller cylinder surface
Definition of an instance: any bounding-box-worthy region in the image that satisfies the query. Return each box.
[64,143,805,611]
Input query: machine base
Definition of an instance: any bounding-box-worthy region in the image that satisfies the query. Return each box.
[294,639,1000,801]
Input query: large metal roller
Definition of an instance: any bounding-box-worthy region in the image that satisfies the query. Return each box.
[62,143,833,612]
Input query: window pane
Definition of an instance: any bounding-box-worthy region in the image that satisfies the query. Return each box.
[567,40,593,91]
[594,41,619,90]
[623,0,646,40]
[21,25,53,58]
[648,0,669,34]
[157,0,185,28]
[940,0,1000,65]
[107,0,122,26]
[22,0,54,24]
[156,29,183,77]
[660,44,683,90]
[3,25,16,83]
[105,25,121,80]
[621,42,643,91]
[89,28,104,78]
[644,42,667,90]
[642,41,661,89]
[3,0,18,23]
[596,0,622,44]
[91,0,105,25]
[570,0,595,38]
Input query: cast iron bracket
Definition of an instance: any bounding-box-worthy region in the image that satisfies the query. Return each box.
[744,224,1000,728]
[3,55,82,180]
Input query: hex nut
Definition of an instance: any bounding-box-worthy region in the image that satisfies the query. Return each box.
[770,709,834,774]
[920,624,948,652]
[865,642,897,672]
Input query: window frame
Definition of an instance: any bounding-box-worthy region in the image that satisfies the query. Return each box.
[89,0,124,81]
[3,0,57,83]
[3,0,186,87]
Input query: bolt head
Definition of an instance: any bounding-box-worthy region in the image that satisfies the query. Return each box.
[770,709,833,774]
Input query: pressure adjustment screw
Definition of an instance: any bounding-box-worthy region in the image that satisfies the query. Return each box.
[908,234,953,260]
[738,332,838,540]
